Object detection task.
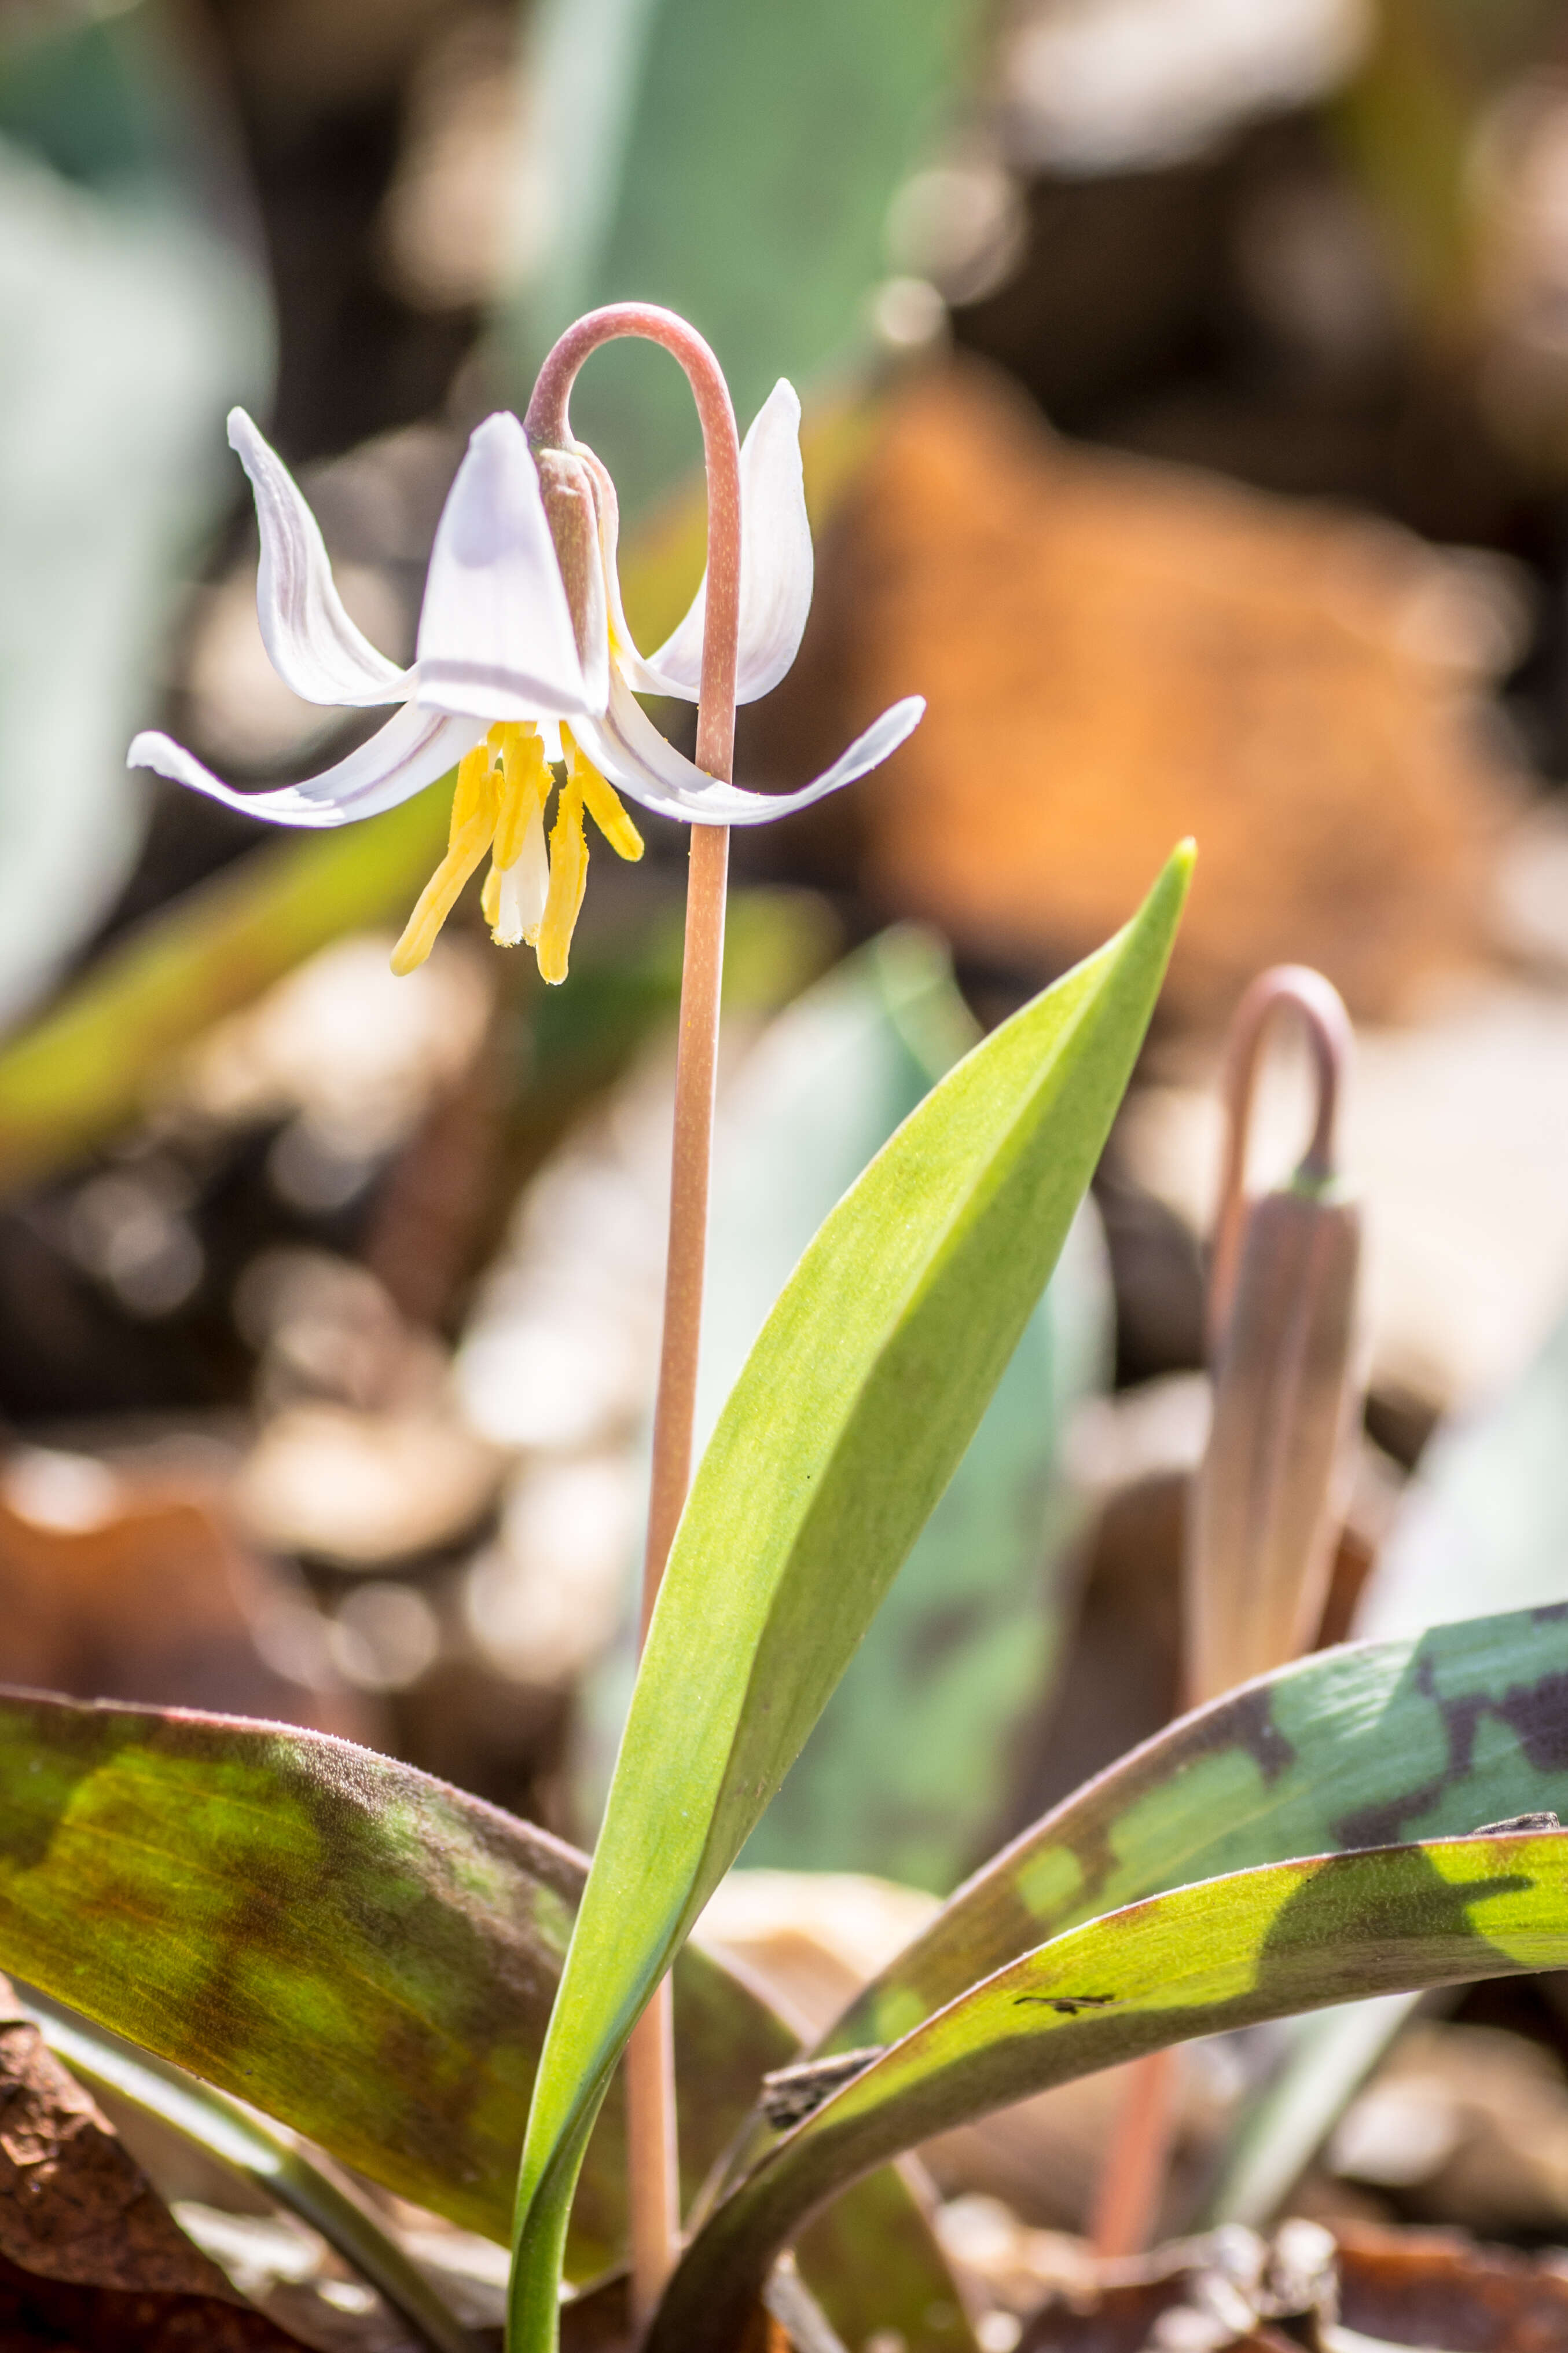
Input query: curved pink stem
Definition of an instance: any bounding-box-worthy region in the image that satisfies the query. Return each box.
[1209,965,1354,1357]
[527,303,742,2336]
[526,302,740,787]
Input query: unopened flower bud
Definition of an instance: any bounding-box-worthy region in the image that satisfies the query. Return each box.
[1185,966,1362,1706]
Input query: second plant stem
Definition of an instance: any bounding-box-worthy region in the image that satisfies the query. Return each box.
[625,820,730,2328]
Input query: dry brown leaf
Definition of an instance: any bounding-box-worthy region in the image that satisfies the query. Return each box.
[1336,2220,1568,2351]
[0,1976,304,2350]
[793,360,1521,1023]
[0,1454,362,1735]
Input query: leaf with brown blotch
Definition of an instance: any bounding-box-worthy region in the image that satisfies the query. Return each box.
[758,1601,1568,2093]
[652,1830,1568,2352]
[0,1692,973,2352]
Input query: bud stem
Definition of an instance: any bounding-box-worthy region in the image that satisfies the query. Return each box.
[1208,964,1352,1355]
[1093,965,1357,2262]
[527,305,743,2338]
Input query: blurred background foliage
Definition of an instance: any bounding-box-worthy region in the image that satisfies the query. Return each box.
[15,0,1568,2296]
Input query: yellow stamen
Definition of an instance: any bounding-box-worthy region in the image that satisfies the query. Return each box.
[390,743,500,975]
[535,780,589,985]
[492,721,550,867]
[563,727,644,863]
[389,721,641,986]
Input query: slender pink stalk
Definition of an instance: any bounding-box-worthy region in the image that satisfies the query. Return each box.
[1094,966,1355,2260]
[528,305,741,2336]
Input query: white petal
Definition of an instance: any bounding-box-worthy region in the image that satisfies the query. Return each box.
[417,413,592,723]
[228,409,413,710]
[631,380,813,706]
[128,702,483,829]
[572,670,924,826]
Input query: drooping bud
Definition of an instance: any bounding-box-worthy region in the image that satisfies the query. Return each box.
[528,441,611,716]
[1184,965,1361,1706]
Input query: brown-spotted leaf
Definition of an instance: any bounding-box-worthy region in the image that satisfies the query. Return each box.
[0,1687,581,2249]
[0,1692,973,2351]
[653,1831,1568,2353]
[809,1601,1568,2066]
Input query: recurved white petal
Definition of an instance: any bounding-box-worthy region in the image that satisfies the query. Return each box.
[228,409,414,710]
[634,380,814,706]
[417,412,593,724]
[129,701,482,829]
[573,670,924,826]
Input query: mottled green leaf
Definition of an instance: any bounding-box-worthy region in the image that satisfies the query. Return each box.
[0,1687,583,2245]
[785,1600,1568,2075]
[509,849,1191,2347]
[1223,1286,1568,2224]
[655,1828,1568,2352]
[0,1691,970,2348]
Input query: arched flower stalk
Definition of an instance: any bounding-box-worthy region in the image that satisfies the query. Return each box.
[132,303,921,2337]
[128,341,921,985]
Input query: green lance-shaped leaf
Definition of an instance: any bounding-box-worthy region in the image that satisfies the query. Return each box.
[508,848,1192,2344]
[796,1599,1568,2072]
[0,1691,971,2350]
[655,1828,1568,2352]
[572,926,1112,1894]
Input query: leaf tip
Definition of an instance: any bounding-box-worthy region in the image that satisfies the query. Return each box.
[1128,837,1195,959]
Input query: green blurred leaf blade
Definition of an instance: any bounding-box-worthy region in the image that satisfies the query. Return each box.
[0,10,271,1024]
[498,0,985,512]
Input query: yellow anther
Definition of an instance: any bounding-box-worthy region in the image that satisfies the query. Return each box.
[563,728,644,863]
[390,724,640,985]
[535,780,589,985]
[390,742,500,976]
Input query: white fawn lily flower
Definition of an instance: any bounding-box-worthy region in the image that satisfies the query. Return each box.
[130,392,923,983]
